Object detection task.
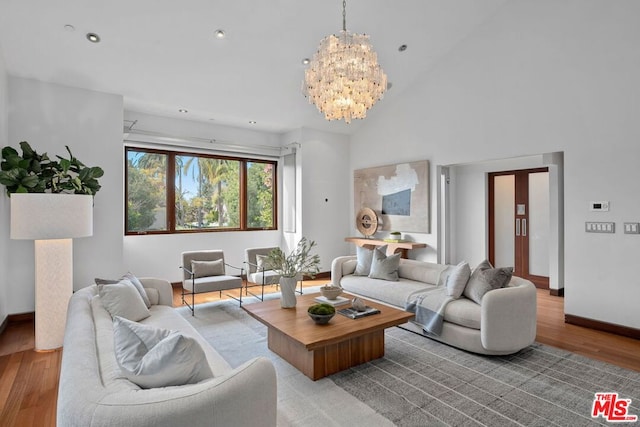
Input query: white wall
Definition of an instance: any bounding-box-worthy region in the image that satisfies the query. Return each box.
[298,128,351,273]
[350,1,640,329]
[6,77,124,313]
[0,46,9,324]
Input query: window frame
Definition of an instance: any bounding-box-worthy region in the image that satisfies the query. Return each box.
[125,146,278,235]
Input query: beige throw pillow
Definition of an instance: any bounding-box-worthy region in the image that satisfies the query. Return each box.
[113,316,213,389]
[191,259,225,278]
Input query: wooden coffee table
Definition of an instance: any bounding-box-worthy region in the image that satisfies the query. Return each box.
[242,293,413,380]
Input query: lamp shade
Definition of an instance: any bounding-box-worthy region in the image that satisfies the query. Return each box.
[10,193,93,240]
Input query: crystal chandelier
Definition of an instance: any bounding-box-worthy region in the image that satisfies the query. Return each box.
[303,0,387,124]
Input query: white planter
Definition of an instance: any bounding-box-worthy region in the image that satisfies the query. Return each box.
[279,276,298,308]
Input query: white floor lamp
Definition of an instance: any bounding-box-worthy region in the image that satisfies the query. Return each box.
[10,193,93,351]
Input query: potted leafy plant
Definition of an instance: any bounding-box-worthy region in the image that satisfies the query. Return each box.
[264,237,321,308]
[0,141,103,196]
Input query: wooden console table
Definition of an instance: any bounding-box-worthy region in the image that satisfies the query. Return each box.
[345,237,426,259]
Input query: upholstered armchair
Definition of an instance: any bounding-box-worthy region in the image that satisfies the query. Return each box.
[244,247,301,301]
[180,250,243,315]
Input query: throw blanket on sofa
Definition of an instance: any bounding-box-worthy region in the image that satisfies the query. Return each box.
[405,288,455,336]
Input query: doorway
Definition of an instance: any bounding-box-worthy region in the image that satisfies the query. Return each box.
[488,168,550,289]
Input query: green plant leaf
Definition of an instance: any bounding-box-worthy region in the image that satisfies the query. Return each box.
[60,158,71,173]
[0,141,103,196]
[19,141,35,158]
[1,146,18,159]
[21,174,39,188]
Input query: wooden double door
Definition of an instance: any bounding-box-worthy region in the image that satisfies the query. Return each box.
[488,168,550,289]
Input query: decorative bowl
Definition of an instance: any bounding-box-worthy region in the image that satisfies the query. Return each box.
[307,312,335,325]
[320,285,342,300]
[307,303,336,325]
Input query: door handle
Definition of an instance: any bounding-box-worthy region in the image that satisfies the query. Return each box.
[522,219,527,237]
[515,218,520,236]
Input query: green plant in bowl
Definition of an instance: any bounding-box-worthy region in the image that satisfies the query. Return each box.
[307,303,336,324]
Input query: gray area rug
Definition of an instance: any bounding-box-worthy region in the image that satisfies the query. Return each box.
[177,292,640,427]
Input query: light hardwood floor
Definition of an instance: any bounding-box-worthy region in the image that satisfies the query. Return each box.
[1,281,639,427]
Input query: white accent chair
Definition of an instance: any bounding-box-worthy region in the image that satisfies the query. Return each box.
[244,247,303,301]
[181,250,243,315]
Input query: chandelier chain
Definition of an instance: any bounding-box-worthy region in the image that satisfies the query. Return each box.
[342,0,347,32]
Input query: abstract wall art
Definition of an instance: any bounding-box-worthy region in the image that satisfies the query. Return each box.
[354,160,430,233]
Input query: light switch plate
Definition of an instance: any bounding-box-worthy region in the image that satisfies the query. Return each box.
[624,222,640,234]
[589,201,610,212]
[585,222,615,233]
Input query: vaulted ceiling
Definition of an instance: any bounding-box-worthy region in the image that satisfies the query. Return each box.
[0,0,509,134]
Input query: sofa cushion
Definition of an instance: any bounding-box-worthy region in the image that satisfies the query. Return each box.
[353,246,375,276]
[443,298,481,330]
[95,272,151,308]
[249,270,281,285]
[113,316,214,389]
[98,280,150,321]
[90,295,140,391]
[463,260,513,304]
[398,259,450,286]
[191,259,225,278]
[446,262,471,298]
[341,275,435,308]
[368,248,400,281]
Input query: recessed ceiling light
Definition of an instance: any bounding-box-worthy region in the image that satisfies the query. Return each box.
[302,58,310,65]
[249,120,257,124]
[214,29,226,39]
[398,44,408,52]
[64,24,75,32]
[86,33,100,43]
[178,109,188,113]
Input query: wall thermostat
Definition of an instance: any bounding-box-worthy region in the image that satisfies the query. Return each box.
[589,201,609,212]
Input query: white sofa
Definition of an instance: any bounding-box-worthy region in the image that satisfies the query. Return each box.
[57,278,277,427]
[331,256,537,355]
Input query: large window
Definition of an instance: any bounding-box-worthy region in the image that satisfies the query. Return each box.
[126,147,276,234]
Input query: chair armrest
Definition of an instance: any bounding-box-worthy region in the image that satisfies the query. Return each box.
[481,278,537,351]
[180,265,194,278]
[139,277,173,307]
[331,256,357,285]
[225,263,244,275]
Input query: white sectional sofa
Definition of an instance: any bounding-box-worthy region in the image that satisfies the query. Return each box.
[331,256,537,355]
[57,277,277,427]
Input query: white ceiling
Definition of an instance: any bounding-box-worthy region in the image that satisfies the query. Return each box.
[0,0,509,135]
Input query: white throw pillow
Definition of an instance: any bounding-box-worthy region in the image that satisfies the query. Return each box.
[446,261,471,298]
[353,246,375,276]
[98,280,151,322]
[368,248,400,281]
[255,254,269,271]
[95,271,151,308]
[113,316,213,389]
[191,259,225,278]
